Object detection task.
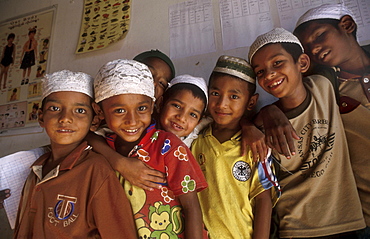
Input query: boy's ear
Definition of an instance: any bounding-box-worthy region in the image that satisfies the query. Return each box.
[339,15,356,34]
[246,93,259,111]
[298,53,310,74]
[38,108,45,128]
[92,102,105,120]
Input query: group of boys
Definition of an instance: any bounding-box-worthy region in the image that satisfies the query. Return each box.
[9,3,369,239]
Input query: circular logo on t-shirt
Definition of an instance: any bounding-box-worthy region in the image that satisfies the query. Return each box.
[232,161,251,181]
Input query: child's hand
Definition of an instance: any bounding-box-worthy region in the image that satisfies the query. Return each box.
[118,157,166,191]
[241,119,268,162]
[0,189,11,209]
[259,105,299,159]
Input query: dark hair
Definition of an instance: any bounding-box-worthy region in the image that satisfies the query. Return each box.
[13,88,17,93]
[28,27,37,35]
[279,42,304,63]
[294,18,357,39]
[162,83,207,113]
[7,33,15,40]
[209,72,256,95]
[43,38,49,44]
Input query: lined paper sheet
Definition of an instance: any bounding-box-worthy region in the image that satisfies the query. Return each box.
[0,146,50,229]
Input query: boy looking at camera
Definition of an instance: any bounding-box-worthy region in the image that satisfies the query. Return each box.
[249,28,365,238]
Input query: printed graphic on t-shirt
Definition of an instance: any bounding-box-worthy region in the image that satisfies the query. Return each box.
[296,119,335,178]
[48,194,79,227]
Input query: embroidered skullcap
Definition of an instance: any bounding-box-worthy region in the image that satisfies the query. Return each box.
[94,59,155,103]
[213,55,256,84]
[295,3,355,29]
[248,28,304,63]
[41,70,94,100]
[133,49,175,79]
[169,74,208,105]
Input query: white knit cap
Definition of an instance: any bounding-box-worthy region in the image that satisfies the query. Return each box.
[295,3,355,29]
[248,28,304,63]
[94,59,155,103]
[42,70,94,100]
[213,55,256,84]
[169,74,208,105]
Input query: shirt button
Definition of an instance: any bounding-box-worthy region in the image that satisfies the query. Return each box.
[342,102,348,107]
[364,77,369,83]
[35,186,41,192]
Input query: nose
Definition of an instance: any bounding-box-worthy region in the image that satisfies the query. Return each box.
[58,110,72,124]
[124,111,137,125]
[265,68,276,81]
[311,44,321,56]
[217,95,228,108]
[175,110,186,122]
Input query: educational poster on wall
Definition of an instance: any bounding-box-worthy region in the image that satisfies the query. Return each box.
[76,0,131,54]
[0,7,55,132]
[0,101,27,130]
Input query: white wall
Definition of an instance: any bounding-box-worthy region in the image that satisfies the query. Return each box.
[7,0,370,156]
[0,0,278,157]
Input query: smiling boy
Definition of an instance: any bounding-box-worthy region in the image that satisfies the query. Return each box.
[249,28,365,238]
[92,59,207,239]
[14,70,137,239]
[191,55,280,239]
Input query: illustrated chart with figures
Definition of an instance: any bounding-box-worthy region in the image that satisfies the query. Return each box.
[219,0,274,50]
[169,0,216,59]
[276,0,370,43]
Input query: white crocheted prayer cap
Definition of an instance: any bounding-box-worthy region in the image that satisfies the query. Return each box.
[169,74,208,105]
[248,28,304,63]
[213,55,256,84]
[41,70,94,100]
[295,3,355,29]
[94,59,155,103]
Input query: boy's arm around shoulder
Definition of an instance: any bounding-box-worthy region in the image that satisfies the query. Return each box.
[85,131,166,191]
[254,104,299,159]
[177,191,204,239]
[91,158,138,239]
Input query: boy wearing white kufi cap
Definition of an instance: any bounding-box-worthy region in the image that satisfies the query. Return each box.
[249,28,365,238]
[294,3,370,237]
[14,70,137,238]
[92,59,208,239]
[159,74,209,147]
[191,55,281,239]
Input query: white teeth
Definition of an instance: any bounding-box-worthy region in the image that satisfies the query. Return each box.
[270,79,283,87]
[59,129,72,132]
[126,129,138,133]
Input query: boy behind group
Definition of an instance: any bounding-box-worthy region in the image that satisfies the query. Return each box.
[249,28,365,238]
[191,55,280,239]
[13,70,137,238]
[293,4,370,237]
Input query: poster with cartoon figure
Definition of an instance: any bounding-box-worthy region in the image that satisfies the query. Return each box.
[76,0,131,53]
[0,101,27,129]
[0,7,55,131]
[27,100,40,123]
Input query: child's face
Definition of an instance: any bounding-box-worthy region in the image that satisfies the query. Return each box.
[296,21,353,68]
[252,44,305,100]
[97,94,154,143]
[8,38,14,44]
[39,91,93,148]
[144,58,172,99]
[208,75,256,129]
[160,89,205,138]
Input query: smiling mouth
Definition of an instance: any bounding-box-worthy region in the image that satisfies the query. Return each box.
[319,50,329,61]
[124,128,139,133]
[57,129,74,133]
[269,79,283,88]
[171,121,184,130]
